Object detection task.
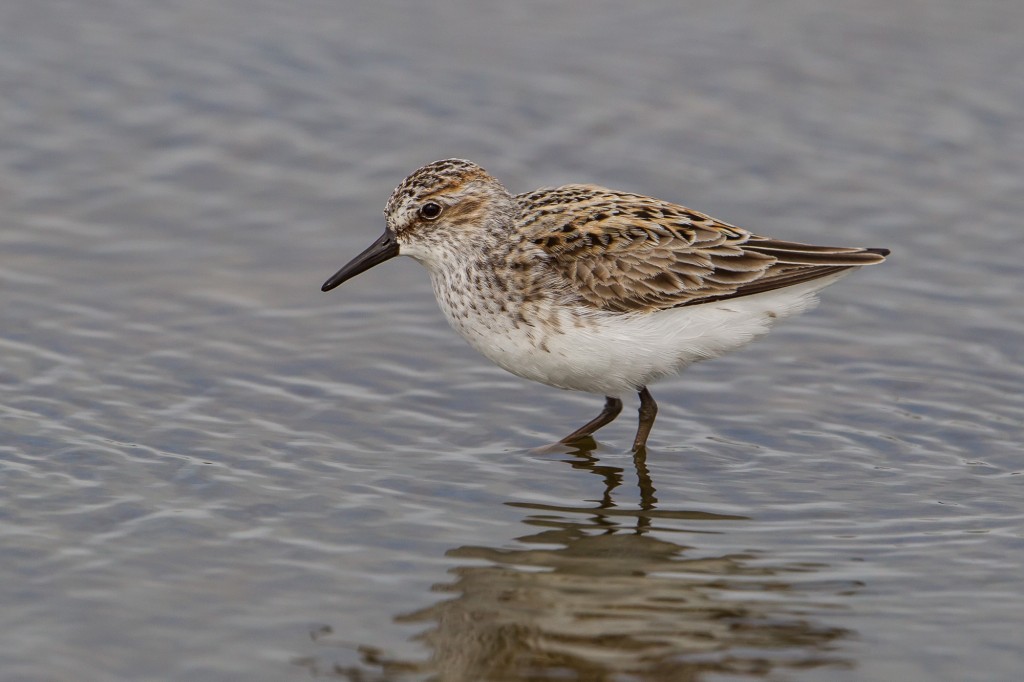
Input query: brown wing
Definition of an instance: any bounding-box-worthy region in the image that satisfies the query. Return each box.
[517,185,889,313]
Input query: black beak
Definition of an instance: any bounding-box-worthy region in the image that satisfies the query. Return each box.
[321,230,400,292]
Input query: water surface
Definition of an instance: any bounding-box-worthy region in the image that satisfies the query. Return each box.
[1,1,1022,680]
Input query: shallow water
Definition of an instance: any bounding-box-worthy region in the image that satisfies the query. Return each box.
[1,1,1022,680]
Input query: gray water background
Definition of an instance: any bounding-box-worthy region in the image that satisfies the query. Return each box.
[1,1,1022,680]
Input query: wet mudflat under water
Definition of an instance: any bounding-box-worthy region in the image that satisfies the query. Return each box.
[1,1,1022,680]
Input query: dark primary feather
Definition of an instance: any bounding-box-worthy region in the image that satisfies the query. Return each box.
[516,185,889,313]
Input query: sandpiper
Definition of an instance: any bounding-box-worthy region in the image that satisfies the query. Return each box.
[322,159,888,451]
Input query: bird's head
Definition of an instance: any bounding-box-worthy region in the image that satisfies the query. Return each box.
[322,159,514,292]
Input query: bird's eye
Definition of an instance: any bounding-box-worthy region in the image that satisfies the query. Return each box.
[419,202,443,220]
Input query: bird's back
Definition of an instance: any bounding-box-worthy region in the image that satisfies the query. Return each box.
[515,184,888,315]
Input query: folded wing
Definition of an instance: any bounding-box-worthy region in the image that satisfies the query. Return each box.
[518,185,889,313]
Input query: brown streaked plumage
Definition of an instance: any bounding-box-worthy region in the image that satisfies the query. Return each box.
[323,159,889,451]
[516,184,887,312]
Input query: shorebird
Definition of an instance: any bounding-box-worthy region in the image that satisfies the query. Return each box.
[322,159,888,451]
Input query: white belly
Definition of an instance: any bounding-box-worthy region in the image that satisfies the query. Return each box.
[435,271,851,397]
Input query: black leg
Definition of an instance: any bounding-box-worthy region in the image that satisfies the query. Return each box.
[559,396,623,444]
[631,386,658,452]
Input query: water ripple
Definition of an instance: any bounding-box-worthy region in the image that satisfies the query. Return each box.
[2,1,1023,680]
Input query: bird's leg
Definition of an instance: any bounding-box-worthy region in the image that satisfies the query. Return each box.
[559,396,623,443]
[631,387,658,452]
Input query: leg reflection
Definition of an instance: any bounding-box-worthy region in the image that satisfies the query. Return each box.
[309,452,858,681]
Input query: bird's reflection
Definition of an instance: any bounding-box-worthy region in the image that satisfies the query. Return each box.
[301,447,857,681]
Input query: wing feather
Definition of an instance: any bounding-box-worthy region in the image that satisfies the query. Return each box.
[517,185,888,313]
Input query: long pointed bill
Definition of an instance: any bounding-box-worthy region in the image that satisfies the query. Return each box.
[321,230,399,292]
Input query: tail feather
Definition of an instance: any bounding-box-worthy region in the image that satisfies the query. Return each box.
[746,239,890,265]
[678,242,889,307]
